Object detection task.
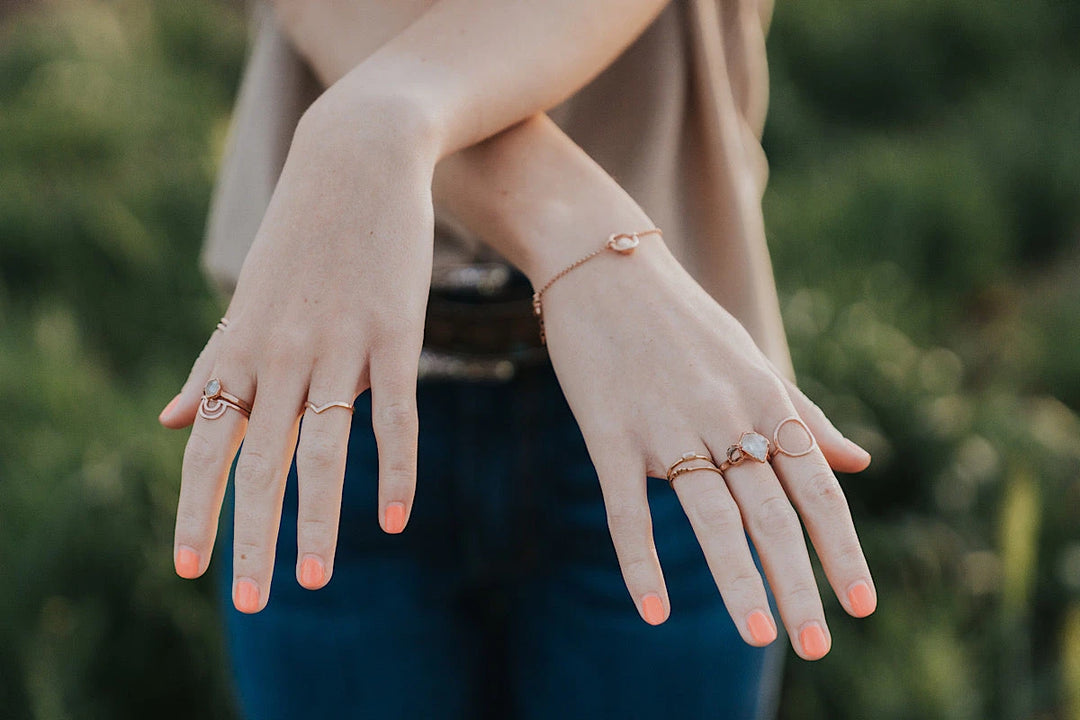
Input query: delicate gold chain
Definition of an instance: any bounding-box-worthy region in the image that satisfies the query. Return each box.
[531,228,662,344]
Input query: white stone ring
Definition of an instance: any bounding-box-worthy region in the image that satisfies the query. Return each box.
[719,417,817,472]
[198,378,252,420]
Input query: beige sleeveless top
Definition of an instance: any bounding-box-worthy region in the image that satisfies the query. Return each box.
[201,0,792,376]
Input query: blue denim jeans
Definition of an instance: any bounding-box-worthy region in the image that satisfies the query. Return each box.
[217,363,783,719]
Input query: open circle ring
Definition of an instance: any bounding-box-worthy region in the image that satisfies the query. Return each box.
[771,416,817,458]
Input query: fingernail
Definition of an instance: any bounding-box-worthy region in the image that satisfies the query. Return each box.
[747,610,777,645]
[158,393,182,423]
[848,581,876,617]
[299,556,325,589]
[384,503,406,534]
[233,578,260,614]
[641,594,665,625]
[175,546,200,579]
[799,623,829,660]
[845,438,871,462]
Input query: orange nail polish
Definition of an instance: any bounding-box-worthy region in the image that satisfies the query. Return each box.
[299,556,325,589]
[641,594,665,625]
[848,581,876,617]
[175,546,200,579]
[799,623,829,660]
[158,394,181,423]
[234,579,260,614]
[384,503,406,534]
[747,610,777,645]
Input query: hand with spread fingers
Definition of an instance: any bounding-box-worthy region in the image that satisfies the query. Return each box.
[158,112,436,613]
[532,233,875,661]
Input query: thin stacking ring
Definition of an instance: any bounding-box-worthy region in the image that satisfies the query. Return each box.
[199,378,252,420]
[215,317,230,333]
[666,451,724,486]
[303,400,355,415]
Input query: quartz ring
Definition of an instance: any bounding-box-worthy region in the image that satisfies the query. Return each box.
[303,400,355,415]
[199,378,252,420]
[718,431,772,472]
[666,451,725,486]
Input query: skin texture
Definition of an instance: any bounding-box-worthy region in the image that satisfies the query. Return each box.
[159,1,877,659]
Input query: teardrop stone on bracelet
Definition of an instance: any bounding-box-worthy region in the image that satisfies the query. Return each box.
[739,432,770,462]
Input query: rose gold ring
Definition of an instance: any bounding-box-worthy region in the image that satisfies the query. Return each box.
[666,451,724,486]
[771,416,817,458]
[303,400,355,415]
[718,431,771,472]
[198,378,252,420]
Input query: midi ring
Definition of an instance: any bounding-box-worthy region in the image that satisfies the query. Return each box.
[304,400,355,415]
[215,317,230,333]
[199,377,252,420]
[718,431,771,472]
[666,451,724,486]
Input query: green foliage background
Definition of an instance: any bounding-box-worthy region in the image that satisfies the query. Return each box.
[0,1,1077,718]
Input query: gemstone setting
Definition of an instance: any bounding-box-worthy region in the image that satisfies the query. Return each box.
[204,378,221,398]
[738,432,770,462]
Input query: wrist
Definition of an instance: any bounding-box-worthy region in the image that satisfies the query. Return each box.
[296,85,444,170]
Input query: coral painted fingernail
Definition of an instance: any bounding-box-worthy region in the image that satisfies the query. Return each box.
[158,394,182,423]
[234,579,260,614]
[384,503,406,534]
[299,556,325,589]
[641,594,665,625]
[799,623,829,660]
[848,581,876,617]
[175,546,200,579]
[747,610,777,645]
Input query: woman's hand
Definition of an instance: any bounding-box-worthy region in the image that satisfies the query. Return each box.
[159,102,437,613]
[539,237,875,660]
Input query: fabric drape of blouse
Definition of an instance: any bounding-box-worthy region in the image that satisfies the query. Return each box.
[201,0,793,376]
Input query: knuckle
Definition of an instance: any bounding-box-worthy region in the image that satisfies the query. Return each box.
[374,401,417,433]
[723,570,764,599]
[234,448,275,491]
[693,489,742,534]
[606,499,650,535]
[298,428,344,475]
[183,432,220,471]
[297,517,336,546]
[753,495,800,540]
[174,506,213,542]
[803,468,848,509]
[782,583,821,611]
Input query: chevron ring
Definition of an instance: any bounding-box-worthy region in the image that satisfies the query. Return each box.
[303,400,355,415]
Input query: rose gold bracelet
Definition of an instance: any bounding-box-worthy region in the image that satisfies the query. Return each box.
[531,228,662,344]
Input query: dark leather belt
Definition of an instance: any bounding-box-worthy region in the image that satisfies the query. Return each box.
[420,264,548,382]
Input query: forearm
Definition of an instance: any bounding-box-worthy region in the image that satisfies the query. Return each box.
[434,115,653,287]
[270,1,659,280]
[277,0,669,159]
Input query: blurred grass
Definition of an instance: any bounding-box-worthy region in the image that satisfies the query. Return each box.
[0,0,1077,718]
